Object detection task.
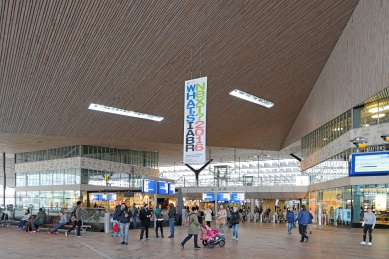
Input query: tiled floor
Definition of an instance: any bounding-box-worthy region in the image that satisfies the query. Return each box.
[0,222,388,259]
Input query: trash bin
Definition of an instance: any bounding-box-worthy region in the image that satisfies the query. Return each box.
[104,212,111,233]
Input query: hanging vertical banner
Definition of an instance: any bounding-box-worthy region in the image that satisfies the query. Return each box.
[184,76,207,164]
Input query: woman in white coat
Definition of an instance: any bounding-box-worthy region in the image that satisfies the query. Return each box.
[204,206,213,227]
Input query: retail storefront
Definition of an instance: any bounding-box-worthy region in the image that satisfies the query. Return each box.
[307,184,389,229]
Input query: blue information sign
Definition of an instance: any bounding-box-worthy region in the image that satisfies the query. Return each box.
[202,193,215,201]
[157,181,169,194]
[168,183,175,195]
[217,193,230,201]
[350,152,389,176]
[230,193,245,202]
[142,179,156,194]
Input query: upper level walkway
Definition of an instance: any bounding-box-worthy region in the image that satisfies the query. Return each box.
[0,221,388,258]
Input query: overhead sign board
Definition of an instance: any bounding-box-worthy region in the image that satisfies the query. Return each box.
[168,183,175,195]
[157,181,169,195]
[217,192,230,202]
[350,152,389,176]
[230,192,245,202]
[183,76,207,164]
[202,193,215,201]
[142,179,156,194]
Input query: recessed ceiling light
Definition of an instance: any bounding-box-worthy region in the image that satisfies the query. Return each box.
[372,113,385,119]
[88,103,164,122]
[229,89,274,108]
[368,107,383,113]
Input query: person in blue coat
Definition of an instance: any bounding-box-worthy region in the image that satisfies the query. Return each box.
[295,205,310,243]
[287,207,295,234]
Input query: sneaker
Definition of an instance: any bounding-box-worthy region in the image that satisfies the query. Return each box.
[36,229,40,232]
[29,231,36,233]
[168,235,173,238]
[360,241,366,245]
[77,236,81,238]
[180,243,184,249]
[54,232,58,234]
[161,236,164,238]
[305,237,309,243]
[121,241,125,244]
[156,236,159,238]
[125,242,128,245]
[65,232,68,237]
[140,239,144,243]
[288,232,292,234]
[16,228,22,231]
[146,238,149,241]
[194,247,201,250]
[236,238,238,241]
[368,242,372,246]
[232,237,235,240]
[48,232,52,234]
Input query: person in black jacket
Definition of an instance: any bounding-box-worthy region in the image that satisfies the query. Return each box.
[117,203,132,245]
[112,202,122,237]
[139,202,152,242]
[168,203,176,238]
[230,207,241,241]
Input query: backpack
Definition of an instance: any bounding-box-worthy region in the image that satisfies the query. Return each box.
[183,215,190,227]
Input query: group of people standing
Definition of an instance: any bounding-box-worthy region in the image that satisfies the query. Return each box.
[111,202,177,245]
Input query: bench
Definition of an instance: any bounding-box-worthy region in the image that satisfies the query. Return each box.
[0,220,12,227]
[42,216,91,234]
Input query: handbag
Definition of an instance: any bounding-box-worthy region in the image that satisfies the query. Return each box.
[217,217,224,225]
[113,222,119,232]
[227,222,232,228]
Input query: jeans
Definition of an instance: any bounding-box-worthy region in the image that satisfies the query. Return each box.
[287,222,294,233]
[120,222,130,243]
[18,220,27,228]
[113,220,122,236]
[169,219,175,236]
[52,222,65,233]
[156,220,163,237]
[140,226,149,240]
[232,224,239,238]
[32,220,43,231]
[298,224,308,241]
[181,234,198,248]
[68,220,82,236]
[363,224,373,242]
[132,216,137,229]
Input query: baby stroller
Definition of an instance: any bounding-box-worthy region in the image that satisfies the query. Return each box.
[200,224,225,249]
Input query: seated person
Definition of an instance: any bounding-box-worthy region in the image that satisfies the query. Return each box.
[16,209,31,230]
[48,210,68,234]
[30,208,46,233]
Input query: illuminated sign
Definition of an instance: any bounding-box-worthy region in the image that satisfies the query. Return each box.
[217,193,230,201]
[230,193,245,202]
[142,179,156,194]
[157,181,169,195]
[168,183,175,195]
[202,193,215,201]
[350,152,389,176]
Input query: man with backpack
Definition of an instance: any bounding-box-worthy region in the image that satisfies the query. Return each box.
[131,203,138,230]
[66,201,82,237]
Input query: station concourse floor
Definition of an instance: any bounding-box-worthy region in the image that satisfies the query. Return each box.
[0,222,388,259]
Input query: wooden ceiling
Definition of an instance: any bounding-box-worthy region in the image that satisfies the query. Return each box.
[0,0,359,162]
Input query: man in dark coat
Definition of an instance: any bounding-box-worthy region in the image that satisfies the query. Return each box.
[139,202,152,242]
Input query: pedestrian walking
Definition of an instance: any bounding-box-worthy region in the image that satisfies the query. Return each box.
[112,202,122,237]
[287,207,295,234]
[139,202,152,242]
[295,205,310,243]
[360,207,376,245]
[118,203,132,245]
[230,206,241,241]
[180,207,201,250]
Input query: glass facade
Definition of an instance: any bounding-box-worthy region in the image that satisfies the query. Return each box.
[16,169,81,186]
[15,145,159,169]
[301,88,389,158]
[307,184,389,228]
[81,169,142,188]
[15,190,81,210]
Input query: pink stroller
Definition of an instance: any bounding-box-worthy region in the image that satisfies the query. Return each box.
[200,224,225,249]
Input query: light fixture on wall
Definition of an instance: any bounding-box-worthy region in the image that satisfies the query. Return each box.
[229,89,274,108]
[88,103,164,121]
[371,114,385,119]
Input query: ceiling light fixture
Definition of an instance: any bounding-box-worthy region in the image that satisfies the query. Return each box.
[88,103,164,122]
[229,89,274,108]
[372,113,385,119]
[332,128,343,131]
[368,107,383,113]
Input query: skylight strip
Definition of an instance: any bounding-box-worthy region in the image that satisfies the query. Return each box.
[229,89,274,108]
[88,103,164,122]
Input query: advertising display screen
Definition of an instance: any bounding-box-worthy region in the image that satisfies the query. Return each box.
[142,179,156,194]
[202,193,215,201]
[217,192,230,201]
[157,181,169,195]
[230,192,245,202]
[108,194,117,201]
[350,152,389,176]
[168,183,175,195]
